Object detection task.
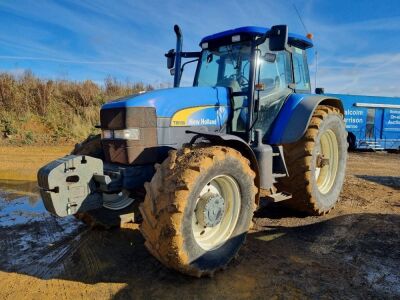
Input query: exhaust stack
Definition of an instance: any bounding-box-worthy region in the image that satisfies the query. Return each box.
[173,24,183,87]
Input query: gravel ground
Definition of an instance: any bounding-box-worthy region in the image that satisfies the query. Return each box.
[0,151,398,299]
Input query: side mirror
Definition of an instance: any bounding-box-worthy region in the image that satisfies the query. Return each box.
[165,49,175,69]
[315,87,325,94]
[269,25,288,52]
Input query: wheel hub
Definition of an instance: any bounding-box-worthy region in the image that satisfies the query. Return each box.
[315,129,339,194]
[195,192,225,228]
[316,153,330,168]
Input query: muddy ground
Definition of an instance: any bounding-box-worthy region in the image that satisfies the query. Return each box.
[0,146,72,181]
[0,151,399,299]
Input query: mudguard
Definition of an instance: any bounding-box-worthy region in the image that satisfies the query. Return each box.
[186,130,257,164]
[187,130,262,201]
[267,94,343,144]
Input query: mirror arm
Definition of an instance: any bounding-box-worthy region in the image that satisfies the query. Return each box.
[181,59,199,70]
[179,58,199,83]
[256,32,269,46]
[181,52,201,58]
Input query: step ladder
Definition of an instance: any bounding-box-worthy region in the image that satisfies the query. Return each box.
[265,191,292,203]
[358,141,384,151]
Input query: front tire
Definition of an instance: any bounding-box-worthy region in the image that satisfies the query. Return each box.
[139,146,257,277]
[277,105,348,215]
[71,134,104,159]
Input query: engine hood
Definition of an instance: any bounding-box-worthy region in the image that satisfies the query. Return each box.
[101,86,231,118]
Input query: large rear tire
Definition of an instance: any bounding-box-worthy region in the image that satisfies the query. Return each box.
[139,146,257,277]
[277,105,348,215]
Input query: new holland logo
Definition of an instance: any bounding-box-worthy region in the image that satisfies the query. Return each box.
[171,106,227,127]
[187,118,217,126]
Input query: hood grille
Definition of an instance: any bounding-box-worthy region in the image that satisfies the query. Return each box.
[100,107,157,165]
[100,106,157,130]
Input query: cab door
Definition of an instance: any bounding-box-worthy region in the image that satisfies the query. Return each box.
[375,108,384,139]
[365,108,384,140]
[253,42,293,139]
[365,108,375,139]
[292,47,311,93]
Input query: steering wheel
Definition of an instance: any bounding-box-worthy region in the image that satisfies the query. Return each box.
[238,75,249,86]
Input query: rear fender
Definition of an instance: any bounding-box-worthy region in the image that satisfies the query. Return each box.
[267,94,343,144]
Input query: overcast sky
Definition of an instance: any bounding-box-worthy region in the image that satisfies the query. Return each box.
[0,0,399,96]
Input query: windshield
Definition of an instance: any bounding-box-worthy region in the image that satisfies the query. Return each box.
[194,42,252,93]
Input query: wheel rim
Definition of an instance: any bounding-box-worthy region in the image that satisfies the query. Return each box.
[103,191,134,210]
[192,175,241,251]
[315,129,339,194]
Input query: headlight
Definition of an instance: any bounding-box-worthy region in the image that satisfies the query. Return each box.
[101,128,140,140]
[101,130,113,139]
[113,128,140,140]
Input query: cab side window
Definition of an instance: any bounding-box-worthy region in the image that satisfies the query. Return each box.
[292,47,310,92]
[258,51,292,90]
[254,42,293,138]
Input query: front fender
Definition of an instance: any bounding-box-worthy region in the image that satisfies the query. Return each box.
[186,130,261,203]
[267,94,343,144]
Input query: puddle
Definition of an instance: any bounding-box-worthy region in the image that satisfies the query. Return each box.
[0,195,46,226]
[0,180,84,278]
[0,180,44,226]
[0,179,40,202]
[0,179,81,229]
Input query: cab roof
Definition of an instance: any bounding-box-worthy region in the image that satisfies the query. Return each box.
[200,26,313,50]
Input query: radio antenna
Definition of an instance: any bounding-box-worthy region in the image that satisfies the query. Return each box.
[314,50,318,90]
[293,4,309,34]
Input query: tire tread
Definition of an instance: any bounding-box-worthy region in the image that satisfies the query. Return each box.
[277,105,346,215]
[139,146,256,277]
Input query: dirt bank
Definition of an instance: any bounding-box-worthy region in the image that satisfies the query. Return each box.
[0,146,72,181]
[0,152,399,299]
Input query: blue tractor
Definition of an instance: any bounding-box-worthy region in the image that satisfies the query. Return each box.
[38,25,348,277]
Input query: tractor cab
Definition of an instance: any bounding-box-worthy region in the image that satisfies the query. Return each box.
[168,25,313,141]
